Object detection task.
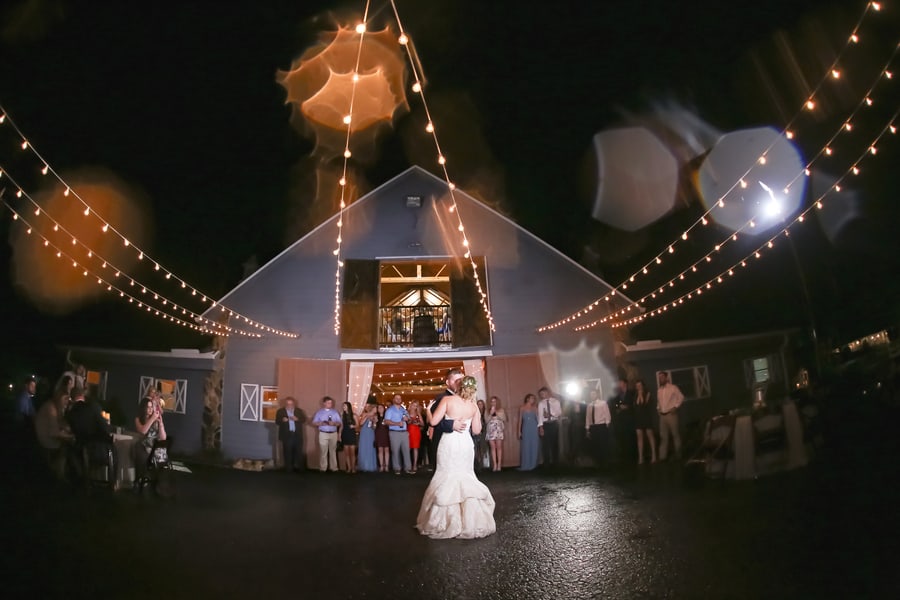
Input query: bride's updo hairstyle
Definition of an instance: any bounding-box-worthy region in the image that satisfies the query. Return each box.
[459,376,478,401]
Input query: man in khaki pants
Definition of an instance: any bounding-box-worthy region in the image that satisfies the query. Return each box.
[311,396,342,472]
[656,372,684,461]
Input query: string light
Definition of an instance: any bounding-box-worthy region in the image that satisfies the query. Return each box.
[1,204,266,338]
[608,111,899,329]
[381,0,495,331]
[0,104,299,339]
[540,3,894,333]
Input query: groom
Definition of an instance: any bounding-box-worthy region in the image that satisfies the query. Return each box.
[426,368,466,471]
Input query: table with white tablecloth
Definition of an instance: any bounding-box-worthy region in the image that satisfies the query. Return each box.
[113,433,137,488]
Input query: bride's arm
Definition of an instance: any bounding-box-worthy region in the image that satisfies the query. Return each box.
[429,398,448,426]
[470,404,483,436]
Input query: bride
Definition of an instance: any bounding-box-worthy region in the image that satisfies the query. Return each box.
[416,376,496,539]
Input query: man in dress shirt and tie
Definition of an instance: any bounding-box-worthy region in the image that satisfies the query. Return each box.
[585,387,612,467]
[275,397,302,472]
[385,394,413,474]
[537,386,563,467]
[311,396,342,473]
[656,371,685,461]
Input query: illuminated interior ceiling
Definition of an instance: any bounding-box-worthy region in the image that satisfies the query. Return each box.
[380,260,450,306]
[369,358,465,402]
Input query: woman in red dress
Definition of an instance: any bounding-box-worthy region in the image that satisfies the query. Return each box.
[407,401,423,474]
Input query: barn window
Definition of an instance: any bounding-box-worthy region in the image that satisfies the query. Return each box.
[139,376,187,414]
[260,387,279,422]
[660,366,711,399]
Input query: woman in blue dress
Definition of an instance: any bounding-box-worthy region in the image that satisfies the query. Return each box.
[356,399,378,472]
[518,393,540,471]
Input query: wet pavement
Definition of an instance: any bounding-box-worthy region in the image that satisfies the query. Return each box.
[6,409,899,600]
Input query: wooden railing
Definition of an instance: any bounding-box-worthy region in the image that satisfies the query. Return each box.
[380,305,451,347]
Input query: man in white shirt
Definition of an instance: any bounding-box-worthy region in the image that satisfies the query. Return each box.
[656,371,685,461]
[537,386,563,467]
[585,387,612,467]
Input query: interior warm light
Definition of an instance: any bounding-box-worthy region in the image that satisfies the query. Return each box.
[412,82,422,93]
[355,23,366,34]
[805,99,816,110]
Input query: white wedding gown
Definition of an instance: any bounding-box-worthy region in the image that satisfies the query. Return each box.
[416,419,496,539]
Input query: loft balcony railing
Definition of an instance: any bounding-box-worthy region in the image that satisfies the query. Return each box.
[380,305,451,348]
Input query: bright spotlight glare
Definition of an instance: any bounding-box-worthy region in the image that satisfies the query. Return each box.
[565,381,582,397]
[759,180,782,219]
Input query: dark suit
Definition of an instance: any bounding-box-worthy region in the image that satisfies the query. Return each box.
[275,407,302,471]
[426,389,455,469]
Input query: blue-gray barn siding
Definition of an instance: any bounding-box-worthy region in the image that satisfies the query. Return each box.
[212,168,626,459]
[625,335,795,429]
[76,357,210,455]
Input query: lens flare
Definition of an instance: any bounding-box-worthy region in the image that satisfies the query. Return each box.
[8,169,153,314]
[277,25,408,159]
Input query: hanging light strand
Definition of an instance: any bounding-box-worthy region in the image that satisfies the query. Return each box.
[0,104,298,338]
[537,4,891,333]
[333,0,373,335]
[1,202,270,338]
[587,47,899,326]
[0,165,285,338]
[388,0,495,331]
[606,110,898,329]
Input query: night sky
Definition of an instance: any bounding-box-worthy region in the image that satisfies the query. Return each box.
[2,0,898,379]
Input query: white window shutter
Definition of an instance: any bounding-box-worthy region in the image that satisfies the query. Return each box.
[696,366,711,398]
[139,376,155,402]
[174,379,188,414]
[240,384,259,421]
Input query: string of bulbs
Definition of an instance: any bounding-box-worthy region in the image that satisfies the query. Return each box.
[605,109,898,329]
[583,41,899,328]
[0,106,299,339]
[537,0,890,333]
[329,2,495,335]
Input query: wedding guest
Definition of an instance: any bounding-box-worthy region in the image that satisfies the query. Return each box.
[657,372,685,461]
[472,399,487,471]
[311,396,342,473]
[610,378,636,462]
[407,402,424,474]
[633,379,658,464]
[340,401,358,473]
[486,396,507,471]
[537,386,563,467]
[374,404,391,472]
[134,395,167,483]
[357,399,378,472]
[14,376,37,428]
[67,387,116,484]
[585,387,612,467]
[34,388,74,479]
[275,397,302,472]
[385,394,413,475]
[518,393,540,471]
